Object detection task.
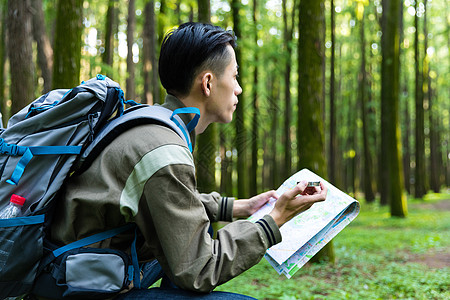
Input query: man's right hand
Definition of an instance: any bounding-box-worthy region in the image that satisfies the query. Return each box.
[269,181,328,227]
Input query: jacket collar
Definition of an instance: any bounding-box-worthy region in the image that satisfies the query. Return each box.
[161,94,196,150]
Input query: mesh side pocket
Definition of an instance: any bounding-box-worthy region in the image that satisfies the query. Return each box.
[0,216,44,298]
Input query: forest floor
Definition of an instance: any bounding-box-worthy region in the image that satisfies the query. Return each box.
[406,199,450,269]
[216,191,450,299]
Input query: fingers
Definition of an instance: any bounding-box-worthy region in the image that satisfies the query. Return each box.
[285,181,307,198]
[263,190,278,200]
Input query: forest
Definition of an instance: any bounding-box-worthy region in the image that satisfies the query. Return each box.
[1,0,449,279]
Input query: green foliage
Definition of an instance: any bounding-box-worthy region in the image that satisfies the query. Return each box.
[216,196,450,299]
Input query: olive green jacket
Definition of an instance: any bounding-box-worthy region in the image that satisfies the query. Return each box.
[51,95,281,293]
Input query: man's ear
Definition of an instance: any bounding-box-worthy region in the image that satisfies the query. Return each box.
[201,72,213,97]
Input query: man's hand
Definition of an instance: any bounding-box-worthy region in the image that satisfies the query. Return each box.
[233,190,278,218]
[269,181,327,227]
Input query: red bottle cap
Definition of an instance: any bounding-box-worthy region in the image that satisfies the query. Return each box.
[10,194,26,206]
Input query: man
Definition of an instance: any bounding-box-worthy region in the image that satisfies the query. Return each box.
[47,22,327,299]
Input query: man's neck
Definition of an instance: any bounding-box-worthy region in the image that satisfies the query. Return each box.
[178,94,209,135]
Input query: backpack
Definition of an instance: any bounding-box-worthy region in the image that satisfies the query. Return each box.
[0,75,199,299]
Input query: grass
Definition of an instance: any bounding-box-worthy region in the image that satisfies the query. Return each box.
[215,191,450,299]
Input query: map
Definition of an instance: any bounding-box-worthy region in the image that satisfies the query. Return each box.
[248,169,360,278]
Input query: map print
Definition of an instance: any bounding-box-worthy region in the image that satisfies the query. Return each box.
[248,169,360,278]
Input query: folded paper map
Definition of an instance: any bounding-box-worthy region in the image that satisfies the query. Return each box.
[248,169,360,278]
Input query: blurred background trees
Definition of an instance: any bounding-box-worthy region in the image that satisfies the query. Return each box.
[1,0,448,222]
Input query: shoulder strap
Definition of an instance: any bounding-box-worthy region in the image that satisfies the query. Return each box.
[75,105,200,174]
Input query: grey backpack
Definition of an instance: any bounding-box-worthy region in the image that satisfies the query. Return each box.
[0,75,198,299]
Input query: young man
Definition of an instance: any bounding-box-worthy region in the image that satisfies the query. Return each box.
[45,22,327,299]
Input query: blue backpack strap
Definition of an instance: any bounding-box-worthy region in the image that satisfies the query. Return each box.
[170,107,200,152]
[0,141,82,185]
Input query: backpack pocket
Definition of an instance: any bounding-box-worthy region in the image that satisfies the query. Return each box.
[34,247,132,299]
[0,215,45,298]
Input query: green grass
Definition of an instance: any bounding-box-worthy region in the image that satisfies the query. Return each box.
[216,192,450,299]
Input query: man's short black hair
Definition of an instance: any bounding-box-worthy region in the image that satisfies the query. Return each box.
[159,22,237,97]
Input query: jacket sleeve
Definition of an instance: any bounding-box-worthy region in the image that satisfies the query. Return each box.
[135,144,281,292]
[197,192,234,222]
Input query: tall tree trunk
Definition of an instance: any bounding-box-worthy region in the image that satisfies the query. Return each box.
[232,0,249,198]
[102,0,116,77]
[220,128,233,196]
[328,0,337,185]
[250,0,259,195]
[270,71,280,188]
[0,0,8,126]
[424,0,439,192]
[8,0,34,114]
[157,0,167,104]
[282,0,296,180]
[358,4,375,202]
[381,0,407,217]
[402,76,411,194]
[196,0,217,193]
[142,0,158,105]
[198,0,210,22]
[414,0,426,198]
[297,0,334,263]
[126,0,136,101]
[399,0,411,194]
[52,0,82,89]
[31,0,53,93]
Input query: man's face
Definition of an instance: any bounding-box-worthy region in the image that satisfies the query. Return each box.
[206,45,242,124]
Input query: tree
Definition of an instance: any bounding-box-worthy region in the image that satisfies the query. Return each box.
[328,0,337,185]
[126,0,136,101]
[414,0,426,198]
[52,0,83,89]
[196,0,217,193]
[250,0,259,195]
[0,0,7,126]
[8,0,34,115]
[31,0,53,93]
[380,0,407,217]
[198,0,211,22]
[102,0,117,77]
[142,0,158,104]
[357,1,375,202]
[297,0,334,263]
[232,0,249,198]
[424,0,440,192]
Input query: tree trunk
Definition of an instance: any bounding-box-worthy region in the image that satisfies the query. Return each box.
[328,0,337,185]
[195,0,217,193]
[198,0,210,22]
[270,71,280,188]
[232,0,249,198]
[142,0,158,105]
[102,0,116,77]
[8,0,34,115]
[126,0,136,101]
[0,0,8,126]
[31,0,53,93]
[402,77,412,194]
[414,0,426,198]
[220,128,233,196]
[424,0,439,192]
[297,0,334,263]
[358,5,375,202]
[380,0,407,217]
[250,0,259,196]
[282,0,295,181]
[52,0,82,89]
